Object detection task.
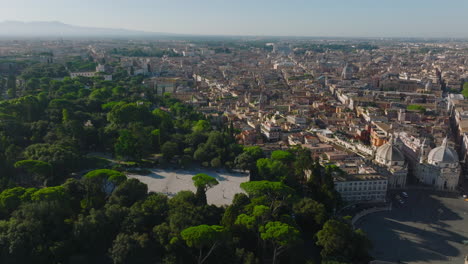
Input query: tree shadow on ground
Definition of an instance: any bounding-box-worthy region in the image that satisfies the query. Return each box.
[356,191,468,263]
[147,172,166,179]
[142,167,248,182]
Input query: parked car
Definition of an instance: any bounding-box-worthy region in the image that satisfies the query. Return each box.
[401,192,408,198]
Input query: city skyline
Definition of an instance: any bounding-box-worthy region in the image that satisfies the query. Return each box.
[1,0,468,38]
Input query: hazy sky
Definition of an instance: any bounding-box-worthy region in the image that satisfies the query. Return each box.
[1,0,467,37]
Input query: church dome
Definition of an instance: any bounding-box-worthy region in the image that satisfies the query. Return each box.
[376,139,405,165]
[428,138,458,165]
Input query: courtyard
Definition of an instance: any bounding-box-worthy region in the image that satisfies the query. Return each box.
[356,190,468,264]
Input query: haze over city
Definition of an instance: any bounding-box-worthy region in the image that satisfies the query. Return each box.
[1,0,468,37]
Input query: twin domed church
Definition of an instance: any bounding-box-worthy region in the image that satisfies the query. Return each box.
[374,135,460,190]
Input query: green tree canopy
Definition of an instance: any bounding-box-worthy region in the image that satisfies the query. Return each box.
[14,160,53,185]
[161,141,178,160]
[234,146,265,174]
[0,187,33,215]
[192,173,219,205]
[192,173,219,192]
[192,120,210,133]
[316,219,371,262]
[23,143,80,176]
[30,186,67,202]
[181,224,226,264]
[259,221,301,264]
[109,232,155,264]
[109,178,148,207]
[293,198,327,235]
[82,169,127,209]
[240,181,294,201]
[256,158,288,181]
[406,104,426,112]
[270,150,294,163]
[114,129,141,160]
[83,169,127,185]
[462,82,468,97]
[107,102,152,127]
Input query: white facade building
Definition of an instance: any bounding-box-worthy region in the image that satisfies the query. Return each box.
[261,122,281,141]
[70,72,96,78]
[415,138,461,190]
[334,174,387,202]
[396,133,462,191]
[286,115,306,126]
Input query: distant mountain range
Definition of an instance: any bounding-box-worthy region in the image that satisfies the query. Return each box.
[0,21,464,40]
[0,21,178,38]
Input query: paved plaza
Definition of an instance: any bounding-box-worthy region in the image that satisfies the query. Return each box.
[356,190,468,264]
[128,168,249,206]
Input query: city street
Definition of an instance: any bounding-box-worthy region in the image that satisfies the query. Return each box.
[356,190,468,264]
